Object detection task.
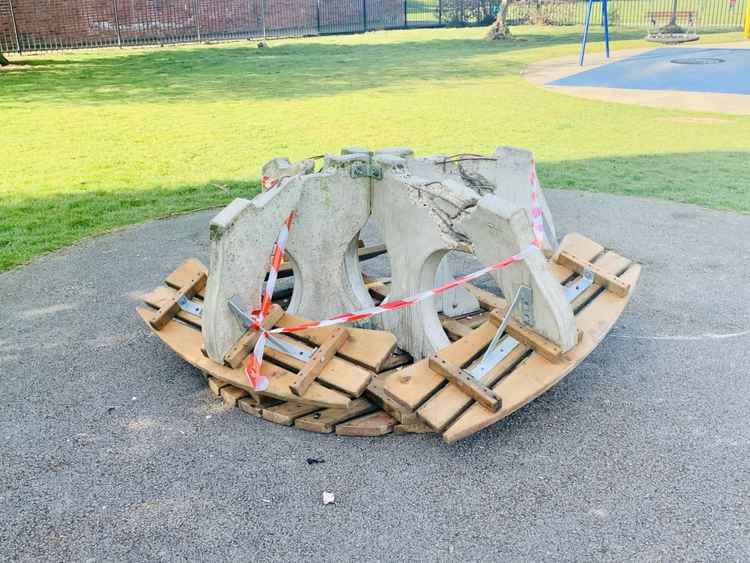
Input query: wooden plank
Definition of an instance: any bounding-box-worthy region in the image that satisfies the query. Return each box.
[365,370,419,425]
[442,318,473,340]
[220,385,249,407]
[555,250,630,297]
[294,399,378,433]
[335,411,395,437]
[443,264,641,443]
[421,248,632,432]
[137,308,351,409]
[150,271,207,330]
[262,402,321,426]
[555,232,605,264]
[224,304,285,368]
[274,313,396,372]
[264,333,372,398]
[208,376,229,397]
[394,421,434,434]
[488,309,565,363]
[143,285,202,327]
[165,259,208,298]
[427,356,500,412]
[290,328,349,397]
[464,284,507,312]
[237,396,283,418]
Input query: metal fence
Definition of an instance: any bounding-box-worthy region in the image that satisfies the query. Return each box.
[0,0,746,54]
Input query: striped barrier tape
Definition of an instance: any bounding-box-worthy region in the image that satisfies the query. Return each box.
[245,162,546,390]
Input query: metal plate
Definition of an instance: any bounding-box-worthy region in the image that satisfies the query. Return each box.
[177,295,202,317]
[266,334,312,361]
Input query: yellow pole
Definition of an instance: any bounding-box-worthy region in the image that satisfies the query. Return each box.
[745,0,750,38]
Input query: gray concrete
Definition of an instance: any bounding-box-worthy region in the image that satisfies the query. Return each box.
[1,190,749,562]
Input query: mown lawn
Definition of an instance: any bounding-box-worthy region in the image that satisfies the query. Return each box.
[1,26,748,271]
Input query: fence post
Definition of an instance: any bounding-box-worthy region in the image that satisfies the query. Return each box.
[261,0,267,39]
[362,0,367,31]
[460,0,464,25]
[316,0,321,33]
[404,0,407,28]
[112,0,122,47]
[438,0,442,26]
[194,0,202,42]
[8,0,21,54]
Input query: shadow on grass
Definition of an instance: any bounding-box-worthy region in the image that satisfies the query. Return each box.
[0,29,647,105]
[1,150,747,272]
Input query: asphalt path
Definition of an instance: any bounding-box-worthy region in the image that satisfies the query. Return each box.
[1,190,748,562]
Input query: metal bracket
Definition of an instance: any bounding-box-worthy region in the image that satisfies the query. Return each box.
[350,160,383,180]
[468,285,529,380]
[563,267,594,302]
[266,334,312,361]
[177,295,203,317]
[228,295,254,328]
[517,285,534,326]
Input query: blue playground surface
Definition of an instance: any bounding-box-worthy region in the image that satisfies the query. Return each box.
[550,48,750,95]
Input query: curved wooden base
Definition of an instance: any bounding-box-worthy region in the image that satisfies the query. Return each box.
[138,233,640,442]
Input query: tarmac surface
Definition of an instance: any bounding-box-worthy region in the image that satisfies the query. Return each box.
[1,189,749,562]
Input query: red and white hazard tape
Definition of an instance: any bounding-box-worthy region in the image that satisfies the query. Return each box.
[244,210,294,391]
[245,164,546,391]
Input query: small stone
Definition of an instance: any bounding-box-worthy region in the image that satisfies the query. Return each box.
[322,492,335,505]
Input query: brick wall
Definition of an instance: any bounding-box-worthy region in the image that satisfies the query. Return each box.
[0,0,412,51]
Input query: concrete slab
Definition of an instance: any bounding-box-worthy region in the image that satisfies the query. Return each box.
[1,190,749,561]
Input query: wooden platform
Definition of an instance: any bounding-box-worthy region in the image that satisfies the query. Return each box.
[138,233,640,442]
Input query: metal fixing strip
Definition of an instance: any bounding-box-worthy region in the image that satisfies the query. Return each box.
[228,295,253,328]
[265,334,312,361]
[467,265,596,380]
[177,295,203,317]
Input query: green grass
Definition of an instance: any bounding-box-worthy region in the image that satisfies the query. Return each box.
[1,26,748,271]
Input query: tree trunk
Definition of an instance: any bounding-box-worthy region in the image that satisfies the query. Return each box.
[487,0,512,40]
[0,52,9,66]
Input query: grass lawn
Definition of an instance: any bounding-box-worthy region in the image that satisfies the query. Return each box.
[1,26,748,271]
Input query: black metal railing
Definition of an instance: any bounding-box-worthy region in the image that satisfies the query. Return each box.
[0,0,746,54]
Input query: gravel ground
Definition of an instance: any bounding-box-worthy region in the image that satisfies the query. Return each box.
[1,190,749,562]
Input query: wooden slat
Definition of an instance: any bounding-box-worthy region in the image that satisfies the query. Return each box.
[262,402,321,426]
[275,313,396,372]
[464,284,507,312]
[556,232,605,264]
[220,385,249,407]
[378,350,413,371]
[294,399,378,433]
[427,355,501,412]
[237,396,283,418]
[264,333,371,398]
[394,421,434,433]
[364,370,419,424]
[208,376,230,397]
[488,309,565,363]
[224,304,285,368]
[150,271,207,330]
[419,249,632,432]
[442,318,473,340]
[443,264,641,443]
[165,259,208,298]
[556,250,630,297]
[137,308,351,409]
[290,328,349,397]
[143,285,202,327]
[335,411,395,436]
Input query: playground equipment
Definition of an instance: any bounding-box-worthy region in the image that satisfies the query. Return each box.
[645,0,700,44]
[138,147,641,442]
[579,0,610,65]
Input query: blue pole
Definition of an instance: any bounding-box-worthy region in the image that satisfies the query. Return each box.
[602,0,610,58]
[579,0,594,66]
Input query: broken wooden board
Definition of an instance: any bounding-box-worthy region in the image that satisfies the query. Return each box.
[335,411,396,437]
[294,399,378,433]
[290,327,349,397]
[262,402,322,426]
[137,307,351,409]
[220,385,249,408]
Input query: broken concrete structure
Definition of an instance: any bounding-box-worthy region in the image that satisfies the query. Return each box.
[202,147,577,363]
